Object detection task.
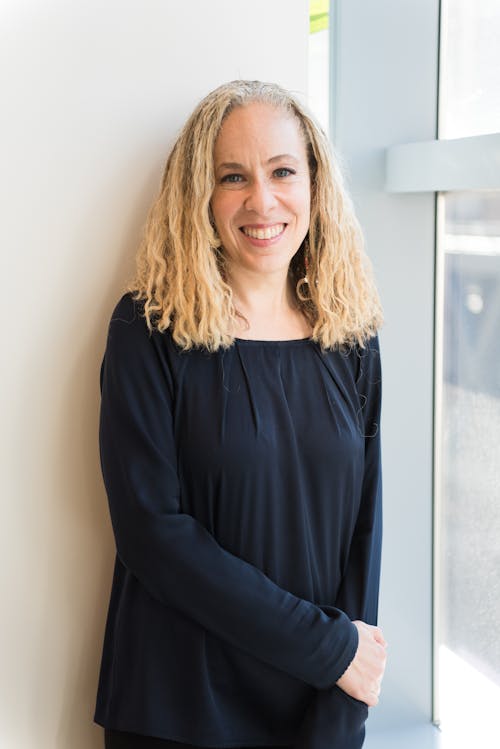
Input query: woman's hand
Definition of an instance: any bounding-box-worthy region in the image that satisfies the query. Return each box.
[336,620,387,707]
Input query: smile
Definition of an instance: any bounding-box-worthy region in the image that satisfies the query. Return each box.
[240,223,286,240]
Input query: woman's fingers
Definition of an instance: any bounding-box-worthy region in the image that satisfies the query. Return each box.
[335,620,388,705]
[372,625,388,649]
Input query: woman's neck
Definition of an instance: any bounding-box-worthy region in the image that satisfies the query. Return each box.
[227,269,311,340]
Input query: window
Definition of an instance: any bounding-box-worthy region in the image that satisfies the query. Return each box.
[439,0,500,139]
[434,1,500,743]
[435,190,500,743]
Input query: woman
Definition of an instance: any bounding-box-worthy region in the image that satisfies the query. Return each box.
[94,80,387,749]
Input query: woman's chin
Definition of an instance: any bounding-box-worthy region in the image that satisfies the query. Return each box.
[230,252,295,278]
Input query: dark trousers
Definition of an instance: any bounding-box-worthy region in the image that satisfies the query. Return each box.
[104,728,290,749]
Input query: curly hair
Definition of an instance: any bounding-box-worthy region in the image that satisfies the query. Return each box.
[125,79,383,351]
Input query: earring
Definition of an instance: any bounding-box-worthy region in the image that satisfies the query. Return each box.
[296,241,311,302]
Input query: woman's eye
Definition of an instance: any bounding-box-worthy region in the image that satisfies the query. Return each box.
[273,168,295,178]
[221,174,244,184]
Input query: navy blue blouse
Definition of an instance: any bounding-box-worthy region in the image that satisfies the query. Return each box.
[94,292,382,749]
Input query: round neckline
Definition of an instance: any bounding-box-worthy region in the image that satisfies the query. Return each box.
[234,336,314,346]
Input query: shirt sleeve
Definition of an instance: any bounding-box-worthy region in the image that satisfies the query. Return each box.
[98,294,359,690]
[334,334,383,625]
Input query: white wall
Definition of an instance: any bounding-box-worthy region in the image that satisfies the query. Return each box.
[0,2,308,747]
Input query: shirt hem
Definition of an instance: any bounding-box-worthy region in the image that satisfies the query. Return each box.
[94,716,295,748]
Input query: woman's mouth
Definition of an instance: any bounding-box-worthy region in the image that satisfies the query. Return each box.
[240,223,286,240]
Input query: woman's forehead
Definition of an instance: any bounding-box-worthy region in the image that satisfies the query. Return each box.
[213,103,308,164]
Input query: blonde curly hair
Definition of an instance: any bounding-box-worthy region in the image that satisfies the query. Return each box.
[125,79,383,351]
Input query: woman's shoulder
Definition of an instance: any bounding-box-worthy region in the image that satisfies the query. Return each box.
[108,291,147,328]
[107,292,173,343]
[355,332,381,372]
[326,333,381,400]
[352,333,382,408]
[104,292,198,385]
[328,332,380,375]
[104,291,177,362]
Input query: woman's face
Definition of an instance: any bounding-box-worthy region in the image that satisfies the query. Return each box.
[211,102,311,279]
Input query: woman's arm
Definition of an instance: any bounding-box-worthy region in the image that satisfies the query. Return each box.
[334,335,387,704]
[293,337,386,748]
[98,294,358,691]
[335,335,383,625]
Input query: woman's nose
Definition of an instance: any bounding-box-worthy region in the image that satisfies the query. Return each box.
[244,177,278,215]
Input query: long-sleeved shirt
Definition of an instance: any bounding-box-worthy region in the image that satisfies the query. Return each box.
[94,292,383,749]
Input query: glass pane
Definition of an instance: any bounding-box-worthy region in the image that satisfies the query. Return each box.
[435,190,500,744]
[439,0,500,139]
[308,0,330,134]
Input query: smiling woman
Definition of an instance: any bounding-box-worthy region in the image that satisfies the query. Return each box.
[94,80,386,749]
[125,81,381,352]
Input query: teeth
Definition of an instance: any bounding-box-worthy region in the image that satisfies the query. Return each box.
[242,224,285,240]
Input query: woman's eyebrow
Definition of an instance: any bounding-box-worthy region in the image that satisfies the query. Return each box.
[217,154,299,171]
[268,153,299,164]
[217,162,245,171]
